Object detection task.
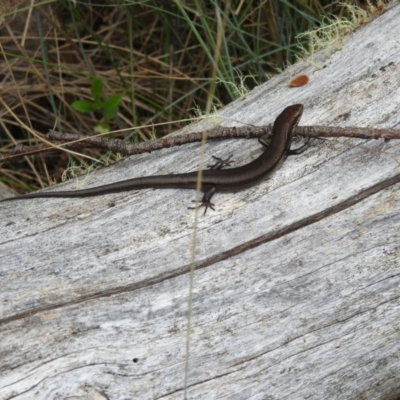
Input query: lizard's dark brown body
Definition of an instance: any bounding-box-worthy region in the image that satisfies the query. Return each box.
[1,104,304,212]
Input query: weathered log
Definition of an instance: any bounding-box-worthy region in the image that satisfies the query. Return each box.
[1,3,400,399]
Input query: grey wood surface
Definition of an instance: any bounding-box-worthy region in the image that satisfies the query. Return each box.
[1,3,400,399]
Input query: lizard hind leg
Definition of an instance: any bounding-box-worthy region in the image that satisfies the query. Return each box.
[200,185,216,214]
[188,185,216,215]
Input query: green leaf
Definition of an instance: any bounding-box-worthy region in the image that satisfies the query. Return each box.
[94,122,110,133]
[72,99,103,113]
[91,78,103,101]
[101,93,123,120]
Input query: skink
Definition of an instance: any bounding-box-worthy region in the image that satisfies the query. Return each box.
[0,104,304,212]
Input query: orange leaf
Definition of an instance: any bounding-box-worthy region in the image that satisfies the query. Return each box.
[288,75,309,87]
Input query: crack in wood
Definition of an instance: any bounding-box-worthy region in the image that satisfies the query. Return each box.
[1,172,400,327]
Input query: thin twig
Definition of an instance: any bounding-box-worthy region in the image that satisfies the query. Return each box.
[1,124,400,163]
